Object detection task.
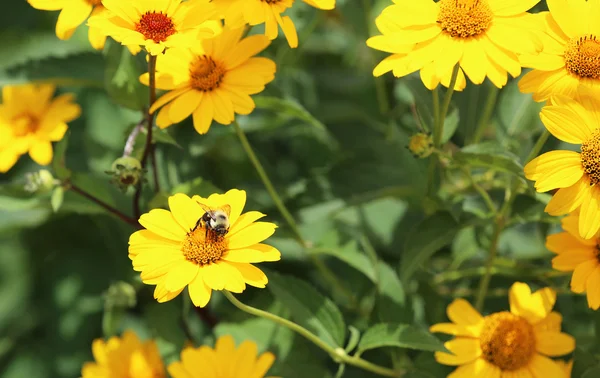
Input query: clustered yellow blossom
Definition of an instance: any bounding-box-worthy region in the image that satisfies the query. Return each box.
[81,332,277,378]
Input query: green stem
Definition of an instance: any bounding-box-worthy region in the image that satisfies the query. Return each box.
[471,85,499,144]
[474,130,550,310]
[462,167,497,214]
[434,64,460,148]
[432,87,440,136]
[233,121,355,305]
[362,0,389,115]
[222,291,402,377]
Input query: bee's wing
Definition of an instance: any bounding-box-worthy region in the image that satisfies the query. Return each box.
[220,204,231,217]
[196,201,213,213]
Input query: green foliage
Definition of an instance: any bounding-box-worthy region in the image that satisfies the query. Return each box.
[1,2,598,378]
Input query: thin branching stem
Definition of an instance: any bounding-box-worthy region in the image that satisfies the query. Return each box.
[69,183,139,227]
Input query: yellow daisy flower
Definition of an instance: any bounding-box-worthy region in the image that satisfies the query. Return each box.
[0,84,81,173]
[546,212,600,310]
[367,0,543,90]
[524,94,600,239]
[519,0,600,102]
[431,282,575,377]
[168,335,277,378]
[81,330,166,378]
[87,0,217,56]
[142,27,276,134]
[212,0,335,48]
[128,189,281,307]
[28,0,103,47]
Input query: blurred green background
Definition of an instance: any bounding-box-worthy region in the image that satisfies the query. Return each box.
[1,1,600,377]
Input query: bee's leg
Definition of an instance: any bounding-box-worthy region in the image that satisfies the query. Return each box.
[191,218,202,232]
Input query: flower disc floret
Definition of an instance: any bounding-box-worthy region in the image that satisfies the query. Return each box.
[136,11,176,43]
[437,0,493,39]
[564,35,600,80]
[479,312,536,370]
[580,129,600,186]
[182,230,227,265]
[189,56,226,92]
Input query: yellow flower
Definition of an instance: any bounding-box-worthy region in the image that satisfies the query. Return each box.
[0,84,81,173]
[28,0,105,48]
[81,330,166,378]
[143,27,276,134]
[431,282,575,377]
[519,0,600,102]
[546,212,600,310]
[168,335,277,378]
[128,189,281,307]
[367,0,543,91]
[524,94,600,239]
[556,359,573,377]
[87,0,217,56]
[211,0,335,48]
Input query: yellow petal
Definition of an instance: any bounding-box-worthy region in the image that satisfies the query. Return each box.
[222,244,281,263]
[56,1,93,40]
[227,262,269,288]
[540,106,592,144]
[215,334,236,355]
[447,298,484,326]
[168,193,203,232]
[523,150,584,192]
[28,0,66,10]
[139,208,187,241]
[164,261,198,292]
[546,0,584,38]
[534,312,563,332]
[226,222,277,249]
[29,141,53,165]
[429,322,482,338]
[224,34,271,70]
[535,331,575,356]
[447,358,500,378]
[545,176,588,216]
[571,259,598,293]
[578,186,600,239]
[434,338,482,366]
[149,87,190,114]
[192,94,214,134]
[201,263,226,290]
[228,211,266,235]
[527,354,565,378]
[168,90,203,124]
[585,266,600,309]
[188,273,212,307]
[460,39,487,85]
[489,0,540,16]
[509,282,556,324]
[218,261,246,293]
[252,351,276,378]
[551,248,596,271]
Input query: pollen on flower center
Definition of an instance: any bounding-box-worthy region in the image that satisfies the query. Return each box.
[479,312,536,371]
[135,12,176,43]
[189,56,226,92]
[12,114,38,137]
[565,35,600,79]
[437,0,493,39]
[580,129,600,186]
[181,228,227,266]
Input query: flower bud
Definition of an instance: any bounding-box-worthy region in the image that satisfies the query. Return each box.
[105,156,144,192]
[24,169,57,193]
[407,132,434,158]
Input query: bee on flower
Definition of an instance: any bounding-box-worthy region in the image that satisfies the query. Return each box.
[128,189,281,307]
[431,282,575,377]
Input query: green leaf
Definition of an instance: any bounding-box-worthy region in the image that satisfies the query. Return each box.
[104,41,147,111]
[50,187,64,213]
[454,142,524,178]
[311,230,377,283]
[52,130,71,180]
[171,177,222,197]
[344,326,360,353]
[583,366,600,378]
[152,128,181,148]
[441,106,459,143]
[400,211,460,283]
[255,96,326,131]
[357,323,447,354]
[267,271,346,348]
[573,347,599,378]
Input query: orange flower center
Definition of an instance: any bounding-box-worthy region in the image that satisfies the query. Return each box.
[135,12,176,43]
[189,56,226,92]
[580,129,600,186]
[437,0,493,39]
[479,312,536,371]
[86,0,102,5]
[181,227,227,266]
[564,35,600,79]
[12,114,38,137]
